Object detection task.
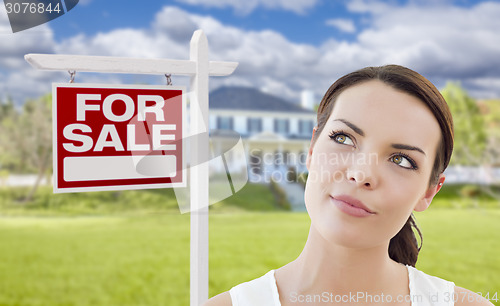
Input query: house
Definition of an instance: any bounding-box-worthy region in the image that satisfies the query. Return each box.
[208,87,317,183]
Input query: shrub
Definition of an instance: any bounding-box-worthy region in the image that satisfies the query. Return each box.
[296,172,308,189]
[286,166,297,182]
[460,185,481,198]
[269,178,291,211]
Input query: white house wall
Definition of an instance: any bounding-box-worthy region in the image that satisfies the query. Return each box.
[262,117,274,133]
[209,114,217,130]
[289,117,299,135]
[234,115,247,134]
[209,109,315,183]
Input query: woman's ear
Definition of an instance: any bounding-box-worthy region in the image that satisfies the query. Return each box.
[306,127,318,170]
[414,174,446,212]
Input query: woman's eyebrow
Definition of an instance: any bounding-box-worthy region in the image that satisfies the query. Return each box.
[334,118,427,156]
[391,143,426,156]
[333,119,365,136]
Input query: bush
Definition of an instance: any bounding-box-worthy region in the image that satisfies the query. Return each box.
[460,185,481,198]
[269,179,291,211]
[297,172,308,188]
[286,166,297,182]
[0,186,180,216]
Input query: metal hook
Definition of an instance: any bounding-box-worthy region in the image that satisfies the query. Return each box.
[165,73,172,86]
[68,70,76,83]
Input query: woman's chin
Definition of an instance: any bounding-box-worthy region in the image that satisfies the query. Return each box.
[310,221,373,249]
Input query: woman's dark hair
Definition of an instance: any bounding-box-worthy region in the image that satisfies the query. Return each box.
[313,65,454,267]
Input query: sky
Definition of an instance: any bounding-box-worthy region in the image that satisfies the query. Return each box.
[1,0,500,106]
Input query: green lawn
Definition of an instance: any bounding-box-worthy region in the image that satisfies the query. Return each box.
[0,183,282,216]
[0,209,498,305]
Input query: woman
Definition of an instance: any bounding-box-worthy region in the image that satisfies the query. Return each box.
[205,65,493,305]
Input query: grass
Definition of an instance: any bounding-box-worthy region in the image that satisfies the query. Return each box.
[0,183,499,217]
[0,210,498,305]
[0,183,498,305]
[0,183,282,216]
[415,209,500,297]
[0,215,191,306]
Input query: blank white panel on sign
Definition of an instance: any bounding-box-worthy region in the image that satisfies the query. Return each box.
[64,156,177,181]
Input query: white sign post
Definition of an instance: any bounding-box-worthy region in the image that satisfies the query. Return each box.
[25,29,237,306]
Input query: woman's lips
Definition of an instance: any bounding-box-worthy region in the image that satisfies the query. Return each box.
[330,195,376,218]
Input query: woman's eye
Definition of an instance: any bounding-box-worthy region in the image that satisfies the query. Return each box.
[391,155,415,169]
[331,133,354,146]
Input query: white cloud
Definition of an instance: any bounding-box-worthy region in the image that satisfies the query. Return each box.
[174,0,318,15]
[204,0,500,99]
[346,0,392,14]
[465,77,500,99]
[349,1,500,82]
[3,2,500,105]
[52,6,326,100]
[0,5,59,104]
[0,6,55,57]
[152,7,199,43]
[78,0,93,6]
[325,18,356,33]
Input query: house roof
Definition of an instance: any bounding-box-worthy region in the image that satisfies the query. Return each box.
[209,86,315,114]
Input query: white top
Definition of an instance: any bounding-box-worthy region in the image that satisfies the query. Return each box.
[229,265,455,306]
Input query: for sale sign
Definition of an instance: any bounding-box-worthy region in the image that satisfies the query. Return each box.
[52,83,186,193]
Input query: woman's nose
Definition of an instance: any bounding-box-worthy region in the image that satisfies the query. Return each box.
[346,162,378,189]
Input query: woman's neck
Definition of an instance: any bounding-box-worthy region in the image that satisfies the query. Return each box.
[276,224,406,298]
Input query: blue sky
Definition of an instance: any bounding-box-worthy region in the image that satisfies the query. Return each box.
[50,0,358,45]
[1,0,499,105]
[49,0,484,45]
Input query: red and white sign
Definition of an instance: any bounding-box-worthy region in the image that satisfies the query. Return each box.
[52,83,186,193]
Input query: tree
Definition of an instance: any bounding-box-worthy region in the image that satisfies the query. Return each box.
[0,97,21,173]
[0,96,15,121]
[0,97,17,186]
[441,82,487,166]
[0,94,52,202]
[479,99,500,167]
[442,83,500,202]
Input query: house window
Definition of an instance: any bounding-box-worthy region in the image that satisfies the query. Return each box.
[274,118,289,135]
[217,116,233,130]
[299,119,315,136]
[247,118,262,133]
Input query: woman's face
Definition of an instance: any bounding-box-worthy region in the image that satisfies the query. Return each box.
[305,80,444,249]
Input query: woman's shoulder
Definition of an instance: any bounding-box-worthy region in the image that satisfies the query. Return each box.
[408,265,455,297]
[453,286,495,306]
[203,291,232,306]
[204,270,278,306]
[409,266,493,305]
